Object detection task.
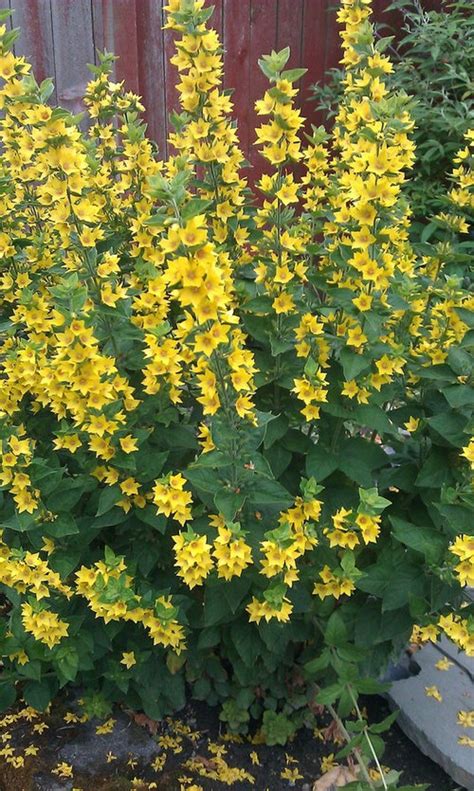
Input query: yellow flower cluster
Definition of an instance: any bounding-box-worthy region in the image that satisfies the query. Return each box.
[0,432,39,513]
[153,472,193,525]
[165,0,248,243]
[0,535,72,600]
[313,566,356,601]
[412,613,474,657]
[21,602,69,649]
[441,128,474,224]
[246,596,293,625]
[325,507,381,549]
[75,555,185,652]
[450,535,474,588]
[0,0,470,678]
[212,521,252,582]
[173,530,213,589]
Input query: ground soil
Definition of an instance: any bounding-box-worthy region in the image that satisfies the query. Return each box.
[0,695,464,791]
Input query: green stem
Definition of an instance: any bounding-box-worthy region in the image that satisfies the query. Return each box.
[346,684,388,791]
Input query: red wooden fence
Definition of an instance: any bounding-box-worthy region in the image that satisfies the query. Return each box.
[1,0,441,169]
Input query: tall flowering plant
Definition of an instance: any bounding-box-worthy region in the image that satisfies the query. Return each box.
[0,0,472,777]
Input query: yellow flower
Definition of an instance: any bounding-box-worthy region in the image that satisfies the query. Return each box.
[457,710,474,728]
[120,477,140,496]
[120,651,136,669]
[272,293,295,314]
[179,216,208,248]
[320,753,337,773]
[280,767,303,782]
[96,718,116,735]
[425,686,442,702]
[52,762,74,779]
[435,658,453,671]
[119,435,138,454]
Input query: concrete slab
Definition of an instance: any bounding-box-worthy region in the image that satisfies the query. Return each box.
[436,635,474,681]
[387,642,474,791]
[56,709,160,775]
[33,776,73,791]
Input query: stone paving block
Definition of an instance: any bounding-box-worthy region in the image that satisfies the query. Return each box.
[57,710,160,775]
[33,776,73,791]
[436,635,474,680]
[387,642,474,791]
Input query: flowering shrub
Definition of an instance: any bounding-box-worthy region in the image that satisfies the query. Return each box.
[0,0,473,774]
[312,0,474,224]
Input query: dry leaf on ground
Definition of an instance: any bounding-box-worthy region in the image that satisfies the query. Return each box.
[313,764,359,790]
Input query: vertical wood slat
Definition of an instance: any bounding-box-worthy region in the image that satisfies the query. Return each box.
[50,0,95,117]
[163,0,181,153]
[11,0,57,103]
[248,0,278,177]
[5,0,444,169]
[223,0,251,162]
[92,0,140,94]
[135,0,167,156]
[277,0,304,73]
[301,0,329,135]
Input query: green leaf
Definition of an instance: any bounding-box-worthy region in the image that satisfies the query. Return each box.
[338,438,388,487]
[325,610,347,647]
[442,384,474,409]
[247,478,292,509]
[263,414,289,449]
[44,514,79,538]
[231,621,261,667]
[356,678,389,694]
[96,485,122,517]
[280,67,307,82]
[23,680,52,711]
[427,411,468,446]
[0,682,16,712]
[390,516,445,562]
[2,510,37,532]
[135,505,167,532]
[316,683,343,706]
[306,444,338,481]
[185,466,222,494]
[214,487,247,521]
[47,476,94,511]
[181,198,213,221]
[415,450,452,488]
[197,626,220,650]
[382,564,426,612]
[339,349,371,380]
[351,404,395,435]
[265,444,292,478]
[56,647,79,683]
[370,709,399,734]
[304,649,330,676]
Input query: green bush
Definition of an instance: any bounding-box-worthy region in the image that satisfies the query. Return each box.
[312,0,474,222]
[0,1,472,783]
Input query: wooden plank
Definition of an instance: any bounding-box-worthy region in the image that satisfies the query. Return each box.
[300,0,328,136]
[323,0,341,76]
[211,0,223,42]
[248,0,278,177]
[135,0,167,156]
[12,0,57,102]
[91,0,140,93]
[277,0,303,73]
[162,0,181,153]
[223,0,251,163]
[50,0,95,117]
